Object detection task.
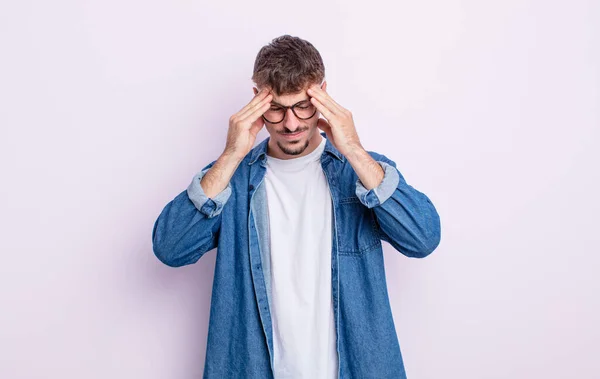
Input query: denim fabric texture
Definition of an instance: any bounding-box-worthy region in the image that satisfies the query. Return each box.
[152,132,441,378]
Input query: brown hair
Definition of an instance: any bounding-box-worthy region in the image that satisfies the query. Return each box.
[252,35,325,96]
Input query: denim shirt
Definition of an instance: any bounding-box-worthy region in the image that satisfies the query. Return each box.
[152,132,441,378]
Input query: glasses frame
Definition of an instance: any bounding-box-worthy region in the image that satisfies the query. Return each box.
[262,99,318,124]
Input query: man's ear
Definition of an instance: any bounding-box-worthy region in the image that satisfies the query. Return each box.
[253,87,259,95]
[321,80,327,91]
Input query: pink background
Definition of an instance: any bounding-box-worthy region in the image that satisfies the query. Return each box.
[1,0,598,378]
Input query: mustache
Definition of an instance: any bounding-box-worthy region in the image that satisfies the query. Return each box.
[279,126,309,135]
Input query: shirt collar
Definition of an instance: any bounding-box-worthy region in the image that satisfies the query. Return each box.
[248,132,344,165]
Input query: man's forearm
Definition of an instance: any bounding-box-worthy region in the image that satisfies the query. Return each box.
[344,145,385,190]
[200,152,243,198]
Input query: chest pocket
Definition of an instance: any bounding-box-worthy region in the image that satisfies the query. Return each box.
[336,197,381,255]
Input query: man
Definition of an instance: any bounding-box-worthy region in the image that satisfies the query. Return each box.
[152,35,441,379]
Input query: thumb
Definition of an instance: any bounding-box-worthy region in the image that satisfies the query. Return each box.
[249,117,265,137]
[317,118,332,136]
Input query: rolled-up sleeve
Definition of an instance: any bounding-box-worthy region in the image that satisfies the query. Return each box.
[186,166,232,218]
[355,161,400,208]
[354,154,441,258]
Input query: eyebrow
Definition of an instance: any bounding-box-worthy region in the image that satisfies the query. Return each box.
[270,98,310,107]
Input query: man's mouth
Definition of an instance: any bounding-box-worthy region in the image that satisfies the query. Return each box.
[280,129,306,140]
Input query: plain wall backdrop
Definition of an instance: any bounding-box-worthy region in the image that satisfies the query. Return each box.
[1,0,598,378]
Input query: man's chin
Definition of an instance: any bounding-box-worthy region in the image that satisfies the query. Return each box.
[277,138,310,156]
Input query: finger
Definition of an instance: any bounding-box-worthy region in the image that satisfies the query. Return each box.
[307,86,345,114]
[239,93,273,120]
[317,118,333,140]
[249,116,265,136]
[238,90,271,118]
[310,96,335,120]
[317,117,332,133]
[243,100,272,125]
[308,89,340,115]
[237,89,271,116]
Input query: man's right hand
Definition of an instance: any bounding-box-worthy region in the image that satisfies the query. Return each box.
[223,88,273,160]
[199,88,273,199]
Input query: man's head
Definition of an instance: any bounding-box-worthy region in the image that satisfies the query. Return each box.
[252,35,326,159]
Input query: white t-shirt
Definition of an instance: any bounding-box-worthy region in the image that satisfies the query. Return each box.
[264,135,338,379]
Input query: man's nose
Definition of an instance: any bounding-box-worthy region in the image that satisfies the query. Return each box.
[283,108,300,131]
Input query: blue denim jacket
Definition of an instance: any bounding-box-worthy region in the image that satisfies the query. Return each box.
[152,132,441,378]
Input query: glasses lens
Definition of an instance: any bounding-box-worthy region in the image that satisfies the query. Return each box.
[293,103,317,119]
[264,107,285,123]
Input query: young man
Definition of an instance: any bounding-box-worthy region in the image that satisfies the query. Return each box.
[152,35,441,379]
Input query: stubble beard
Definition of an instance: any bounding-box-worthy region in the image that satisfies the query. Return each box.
[276,127,311,156]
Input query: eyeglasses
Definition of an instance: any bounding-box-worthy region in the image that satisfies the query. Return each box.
[262,100,318,124]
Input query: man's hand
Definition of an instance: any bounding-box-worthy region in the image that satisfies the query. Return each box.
[306,84,362,156]
[307,84,385,190]
[223,88,273,160]
[200,89,272,199]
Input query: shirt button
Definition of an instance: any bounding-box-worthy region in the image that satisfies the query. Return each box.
[249,184,254,190]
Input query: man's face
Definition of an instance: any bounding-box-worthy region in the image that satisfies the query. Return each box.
[253,81,327,158]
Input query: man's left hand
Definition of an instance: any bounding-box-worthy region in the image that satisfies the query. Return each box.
[307,84,362,157]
